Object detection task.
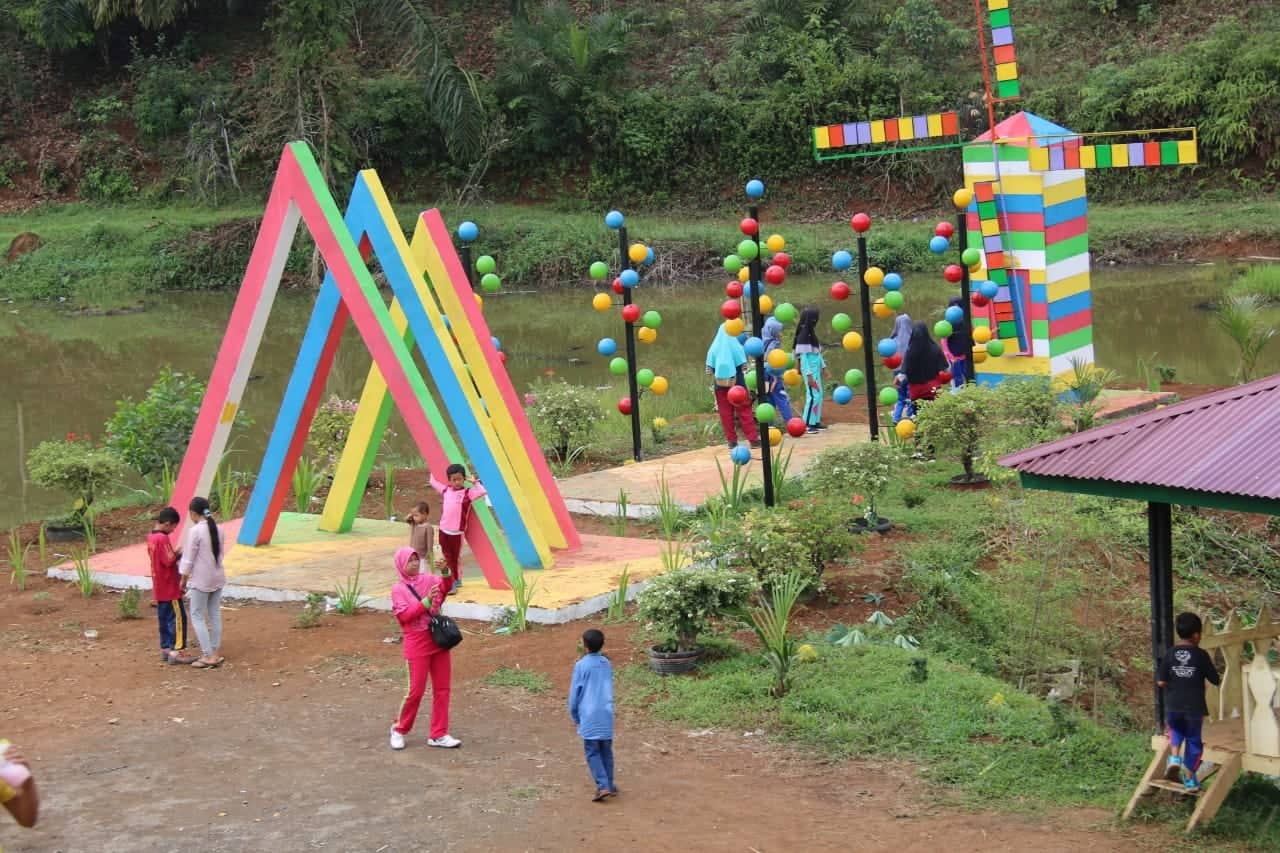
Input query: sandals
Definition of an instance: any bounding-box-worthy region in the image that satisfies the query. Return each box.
[191,656,225,669]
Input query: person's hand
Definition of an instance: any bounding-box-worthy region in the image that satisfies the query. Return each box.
[4,745,29,769]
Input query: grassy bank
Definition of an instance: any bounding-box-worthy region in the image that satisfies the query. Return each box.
[2,197,1279,306]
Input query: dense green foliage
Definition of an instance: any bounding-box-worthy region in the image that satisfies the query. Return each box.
[26,436,128,510]
[105,367,207,477]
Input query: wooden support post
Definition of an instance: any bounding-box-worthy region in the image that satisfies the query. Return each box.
[1186,752,1241,833]
[1122,741,1172,821]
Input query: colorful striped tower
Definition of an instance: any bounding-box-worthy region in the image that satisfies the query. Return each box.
[961,112,1094,385]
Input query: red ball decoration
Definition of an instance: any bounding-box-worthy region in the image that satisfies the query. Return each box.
[971,293,990,308]
[612,279,624,294]
[725,281,743,298]
[934,221,954,239]
[727,385,750,407]
[851,212,872,233]
[772,251,792,269]
[617,397,632,415]
[943,264,964,283]
[740,217,759,236]
[883,354,902,370]
[498,351,508,365]
[765,264,786,285]
[721,299,742,320]
[830,281,851,300]
[938,370,952,383]
[622,303,641,323]
[786,416,808,437]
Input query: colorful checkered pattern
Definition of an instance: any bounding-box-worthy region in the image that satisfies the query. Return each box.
[1028,137,1198,170]
[987,0,1020,100]
[813,112,959,151]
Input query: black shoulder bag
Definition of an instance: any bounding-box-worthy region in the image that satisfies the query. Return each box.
[402,582,463,650]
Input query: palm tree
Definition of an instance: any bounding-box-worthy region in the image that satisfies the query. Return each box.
[1214,294,1277,384]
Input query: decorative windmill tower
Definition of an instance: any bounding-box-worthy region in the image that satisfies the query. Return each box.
[811,0,1198,386]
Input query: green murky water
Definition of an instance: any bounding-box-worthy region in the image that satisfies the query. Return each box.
[1,265,1273,528]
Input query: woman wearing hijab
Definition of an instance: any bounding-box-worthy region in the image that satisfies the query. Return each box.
[890,313,914,423]
[389,547,460,750]
[941,297,974,389]
[793,306,831,434]
[705,325,760,449]
[761,316,795,424]
[902,322,949,402]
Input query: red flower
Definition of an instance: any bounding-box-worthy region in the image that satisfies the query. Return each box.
[853,494,864,505]
[66,432,76,441]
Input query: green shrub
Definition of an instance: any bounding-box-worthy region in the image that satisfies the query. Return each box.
[695,500,855,592]
[105,368,208,477]
[806,441,901,520]
[915,384,998,481]
[309,396,359,469]
[637,565,752,652]
[527,379,605,458]
[26,437,127,514]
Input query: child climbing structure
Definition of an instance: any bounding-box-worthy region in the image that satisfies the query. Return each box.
[170,141,580,590]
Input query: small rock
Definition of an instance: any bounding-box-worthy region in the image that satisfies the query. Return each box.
[108,718,119,725]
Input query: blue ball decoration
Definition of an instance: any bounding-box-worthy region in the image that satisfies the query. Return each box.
[833,385,854,405]
[737,332,750,343]
[877,338,898,358]
[979,280,999,299]
[742,281,756,297]
[832,250,854,271]
[929,235,950,254]
[744,336,765,358]
[745,179,765,199]
[945,305,963,324]
[605,210,625,229]
[457,221,478,242]
[883,272,903,291]
[491,335,502,352]
[620,268,640,288]
[731,445,752,465]
[597,337,617,357]
[767,364,785,376]
[644,247,655,266]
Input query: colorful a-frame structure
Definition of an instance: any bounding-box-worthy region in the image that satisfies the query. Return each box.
[171,141,579,589]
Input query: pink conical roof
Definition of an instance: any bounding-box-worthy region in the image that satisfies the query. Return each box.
[974,111,1074,143]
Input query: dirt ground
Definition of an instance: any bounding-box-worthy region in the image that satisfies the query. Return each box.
[1,569,1175,853]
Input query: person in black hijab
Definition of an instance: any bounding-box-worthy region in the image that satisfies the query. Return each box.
[943,296,974,388]
[902,322,948,401]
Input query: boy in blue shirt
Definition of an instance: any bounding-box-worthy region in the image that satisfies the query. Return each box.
[569,628,616,801]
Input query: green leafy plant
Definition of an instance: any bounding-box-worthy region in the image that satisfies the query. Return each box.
[915,384,998,482]
[212,462,243,518]
[26,437,127,521]
[309,396,359,468]
[654,471,683,539]
[37,524,47,566]
[150,459,178,504]
[82,505,97,553]
[769,447,794,503]
[613,489,629,536]
[637,566,752,653]
[809,441,899,522]
[334,559,367,615]
[1064,356,1117,406]
[548,445,587,479]
[7,529,31,590]
[1214,294,1277,384]
[606,565,631,621]
[382,463,397,520]
[72,548,95,597]
[714,456,750,511]
[292,458,325,514]
[528,379,605,459]
[297,592,326,628]
[748,568,807,697]
[1135,352,1162,392]
[118,586,142,619]
[501,570,539,634]
[105,368,214,477]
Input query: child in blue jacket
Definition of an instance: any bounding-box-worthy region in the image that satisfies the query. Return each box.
[569,628,616,801]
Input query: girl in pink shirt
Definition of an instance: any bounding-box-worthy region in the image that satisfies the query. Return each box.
[429,463,487,595]
[389,546,460,750]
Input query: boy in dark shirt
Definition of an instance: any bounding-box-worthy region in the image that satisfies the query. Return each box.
[1157,612,1221,790]
[148,507,191,665]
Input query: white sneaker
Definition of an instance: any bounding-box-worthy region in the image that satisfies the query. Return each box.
[427,734,461,748]
[389,727,406,750]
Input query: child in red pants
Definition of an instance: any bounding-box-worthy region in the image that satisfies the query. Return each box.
[429,463,487,595]
[389,547,459,750]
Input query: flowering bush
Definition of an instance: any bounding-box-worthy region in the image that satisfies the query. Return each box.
[694,499,856,592]
[637,565,752,652]
[309,396,359,469]
[26,436,128,516]
[806,441,901,520]
[527,379,604,458]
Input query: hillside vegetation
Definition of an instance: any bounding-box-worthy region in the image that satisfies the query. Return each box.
[1,0,1278,213]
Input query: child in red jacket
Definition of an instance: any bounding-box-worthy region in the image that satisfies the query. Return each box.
[148,507,192,665]
[389,547,460,750]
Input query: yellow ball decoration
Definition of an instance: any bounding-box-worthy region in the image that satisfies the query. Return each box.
[652,417,668,430]
[783,368,802,386]
[842,331,863,351]
[972,344,988,364]
[738,266,751,283]
[864,266,885,287]
[872,299,893,319]
[650,376,669,395]
[953,187,973,209]
[628,243,647,264]
[637,326,658,344]
[895,419,916,439]
[724,317,745,336]
[766,234,785,253]
[766,348,789,370]
[973,326,992,344]
[474,292,484,309]
[592,292,612,312]
[758,294,774,315]
[769,426,783,447]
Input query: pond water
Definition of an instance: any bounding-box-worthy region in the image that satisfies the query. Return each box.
[1,264,1274,529]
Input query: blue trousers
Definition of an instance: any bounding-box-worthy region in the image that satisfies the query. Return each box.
[892,381,915,423]
[765,387,793,423]
[583,738,615,792]
[1167,711,1204,772]
[951,358,970,387]
[157,599,188,651]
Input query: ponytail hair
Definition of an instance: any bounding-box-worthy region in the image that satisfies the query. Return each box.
[189,496,221,563]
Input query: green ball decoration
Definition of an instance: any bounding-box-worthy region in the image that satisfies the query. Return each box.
[774,302,797,323]
[934,320,953,338]
[883,290,904,311]
[845,368,864,387]
[879,386,898,405]
[609,357,628,376]
[738,239,759,261]
[589,261,609,280]
[784,353,795,370]
[637,368,655,387]
[961,247,981,267]
[755,402,776,423]
[476,255,497,275]
[744,369,758,390]
[642,310,662,329]
[480,272,501,292]
[724,254,742,272]
[832,312,853,333]
[986,339,1006,357]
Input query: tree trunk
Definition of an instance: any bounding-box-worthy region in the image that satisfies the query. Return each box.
[962,451,973,480]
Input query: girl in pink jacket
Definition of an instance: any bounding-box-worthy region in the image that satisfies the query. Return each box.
[389,547,460,750]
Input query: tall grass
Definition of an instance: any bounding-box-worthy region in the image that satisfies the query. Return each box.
[714,457,751,511]
[334,559,367,615]
[749,569,808,697]
[613,489,629,536]
[7,528,31,590]
[81,505,97,554]
[1227,264,1280,302]
[72,548,95,597]
[1214,293,1277,383]
[291,458,325,514]
[507,570,538,633]
[769,447,794,503]
[213,462,243,518]
[606,565,630,622]
[382,463,397,520]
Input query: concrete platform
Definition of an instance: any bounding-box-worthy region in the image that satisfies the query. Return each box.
[47,514,664,625]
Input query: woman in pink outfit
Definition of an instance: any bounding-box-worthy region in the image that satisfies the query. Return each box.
[389,547,460,750]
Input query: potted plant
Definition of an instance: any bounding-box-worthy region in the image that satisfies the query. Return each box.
[26,435,127,539]
[914,385,995,487]
[842,441,898,533]
[637,565,752,674]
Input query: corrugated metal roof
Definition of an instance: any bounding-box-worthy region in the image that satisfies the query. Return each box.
[999,373,1280,500]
